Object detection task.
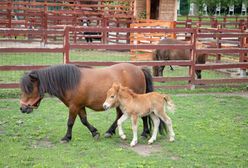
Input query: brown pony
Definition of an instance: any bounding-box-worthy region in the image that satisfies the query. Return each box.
[103,83,175,147]
[19,63,153,142]
[153,38,207,79]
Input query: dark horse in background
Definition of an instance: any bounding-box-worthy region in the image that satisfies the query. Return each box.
[153,38,207,79]
[19,63,153,142]
[81,19,101,43]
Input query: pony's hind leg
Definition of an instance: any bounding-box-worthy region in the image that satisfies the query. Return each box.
[157,112,175,142]
[141,116,150,138]
[105,107,122,138]
[78,107,100,139]
[148,113,160,145]
[130,115,138,147]
[117,113,129,140]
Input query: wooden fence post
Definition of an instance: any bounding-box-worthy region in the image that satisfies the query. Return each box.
[185,19,192,41]
[239,26,246,77]
[102,17,108,44]
[223,16,227,28]
[189,28,197,89]
[216,25,222,62]
[7,0,11,28]
[63,27,70,64]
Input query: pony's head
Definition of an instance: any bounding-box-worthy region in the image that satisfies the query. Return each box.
[103,83,121,110]
[152,66,164,76]
[19,71,43,113]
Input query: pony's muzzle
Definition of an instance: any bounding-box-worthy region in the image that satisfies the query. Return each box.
[20,105,33,114]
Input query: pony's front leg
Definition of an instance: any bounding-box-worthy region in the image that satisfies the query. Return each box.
[105,107,122,138]
[148,113,160,144]
[117,113,129,140]
[130,115,138,147]
[61,109,77,143]
[78,108,100,140]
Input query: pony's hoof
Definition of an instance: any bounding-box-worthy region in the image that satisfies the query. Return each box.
[120,134,126,140]
[130,140,137,147]
[60,137,71,143]
[93,133,100,140]
[104,132,113,138]
[141,131,150,139]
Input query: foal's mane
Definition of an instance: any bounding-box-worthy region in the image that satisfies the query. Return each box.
[20,64,82,99]
[120,86,137,98]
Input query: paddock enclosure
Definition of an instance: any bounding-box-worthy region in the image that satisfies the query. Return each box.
[1,0,248,90]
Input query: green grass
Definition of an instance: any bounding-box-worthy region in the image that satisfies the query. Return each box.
[0,94,248,167]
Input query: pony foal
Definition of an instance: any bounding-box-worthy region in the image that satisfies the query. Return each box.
[103,83,175,147]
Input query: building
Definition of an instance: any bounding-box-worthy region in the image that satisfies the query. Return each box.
[134,0,177,21]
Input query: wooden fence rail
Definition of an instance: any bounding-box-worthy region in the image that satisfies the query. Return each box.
[0,27,248,89]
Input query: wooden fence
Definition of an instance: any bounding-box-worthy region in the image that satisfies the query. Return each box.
[0,26,248,89]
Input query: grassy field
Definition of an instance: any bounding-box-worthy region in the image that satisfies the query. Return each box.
[0,93,248,167]
[1,43,248,167]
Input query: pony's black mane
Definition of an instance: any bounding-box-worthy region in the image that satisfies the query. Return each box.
[20,64,82,99]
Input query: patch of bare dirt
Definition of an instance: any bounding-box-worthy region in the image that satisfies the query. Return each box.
[32,138,54,148]
[120,143,161,157]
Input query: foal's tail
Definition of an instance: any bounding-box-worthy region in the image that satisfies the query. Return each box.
[163,94,175,114]
[159,95,175,135]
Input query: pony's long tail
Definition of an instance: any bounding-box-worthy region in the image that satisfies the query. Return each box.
[159,95,175,135]
[141,67,154,137]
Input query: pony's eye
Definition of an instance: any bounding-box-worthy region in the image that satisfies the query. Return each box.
[111,95,114,98]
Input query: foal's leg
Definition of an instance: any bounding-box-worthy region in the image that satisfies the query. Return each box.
[148,113,160,145]
[130,115,138,147]
[61,109,77,142]
[117,113,129,140]
[78,107,100,139]
[105,107,123,138]
[157,112,175,142]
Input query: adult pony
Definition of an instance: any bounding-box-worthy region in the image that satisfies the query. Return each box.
[153,38,207,79]
[19,63,153,142]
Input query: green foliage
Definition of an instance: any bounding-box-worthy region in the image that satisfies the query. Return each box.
[180,0,190,15]
[191,0,244,15]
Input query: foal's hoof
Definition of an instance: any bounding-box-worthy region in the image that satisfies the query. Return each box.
[93,133,100,140]
[148,139,155,145]
[169,137,175,142]
[104,132,113,138]
[120,134,126,140]
[130,140,138,147]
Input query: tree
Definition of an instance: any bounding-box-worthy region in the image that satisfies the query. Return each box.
[191,0,245,15]
[180,0,190,15]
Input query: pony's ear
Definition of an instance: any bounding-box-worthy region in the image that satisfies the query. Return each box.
[29,71,38,81]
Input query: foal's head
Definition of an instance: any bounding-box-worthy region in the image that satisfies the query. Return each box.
[103,83,120,110]
[103,83,136,110]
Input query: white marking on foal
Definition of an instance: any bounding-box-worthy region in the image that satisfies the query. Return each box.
[117,114,129,140]
[148,113,160,145]
[130,116,138,147]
